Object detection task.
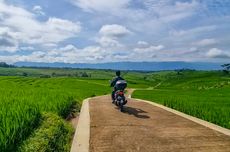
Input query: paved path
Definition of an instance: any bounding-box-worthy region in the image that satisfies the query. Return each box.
[89,95,230,152]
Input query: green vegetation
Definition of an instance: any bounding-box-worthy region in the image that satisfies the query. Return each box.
[1,67,229,151]
[133,70,230,129]
[0,67,151,88]
[18,113,74,152]
[0,62,15,68]
[0,67,150,151]
[0,76,109,152]
[221,63,230,74]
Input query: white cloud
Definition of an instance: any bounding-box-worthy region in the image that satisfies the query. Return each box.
[41,17,81,43]
[169,25,217,37]
[0,51,48,64]
[0,42,112,64]
[97,24,131,48]
[144,0,200,22]
[175,0,199,11]
[44,45,109,63]
[99,24,131,38]
[134,42,164,53]
[0,1,81,52]
[0,27,18,52]
[33,5,45,16]
[190,47,198,52]
[31,51,46,58]
[59,44,77,52]
[97,36,122,48]
[206,48,230,58]
[161,12,193,22]
[137,41,149,48]
[193,38,217,46]
[1,0,229,64]
[0,1,32,18]
[70,0,130,12]
[0,44,18,53]
[20,46,34,51]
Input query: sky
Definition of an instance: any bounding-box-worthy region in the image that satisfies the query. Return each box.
[0,0,230,64]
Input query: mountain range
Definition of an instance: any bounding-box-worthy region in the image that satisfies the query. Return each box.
[14,61,224,71]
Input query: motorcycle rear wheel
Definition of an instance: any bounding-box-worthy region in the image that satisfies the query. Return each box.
[120,102,124,112]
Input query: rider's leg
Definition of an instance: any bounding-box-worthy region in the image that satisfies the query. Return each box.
[111,89,115,102]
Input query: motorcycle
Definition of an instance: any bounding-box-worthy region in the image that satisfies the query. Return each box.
[112,80,128,112]
[114,89,127,112]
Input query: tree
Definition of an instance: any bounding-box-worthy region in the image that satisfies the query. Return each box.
[0,62,15,68]
[52,72,56,77]
[22,72,28,77]
[74,72,79,77]
[81,72,89,77]
[221,63,230,74]
[175,69,183,75]
[40,75,51,78]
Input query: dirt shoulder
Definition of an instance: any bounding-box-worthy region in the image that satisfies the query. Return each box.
[89,95,230,152]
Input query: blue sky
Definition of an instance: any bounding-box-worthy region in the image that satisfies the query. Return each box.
[0,0,230,63]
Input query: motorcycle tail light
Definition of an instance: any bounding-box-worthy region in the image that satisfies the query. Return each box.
[118,91,124,95]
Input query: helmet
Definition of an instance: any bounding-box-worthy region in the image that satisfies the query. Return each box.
[116,70,121,76]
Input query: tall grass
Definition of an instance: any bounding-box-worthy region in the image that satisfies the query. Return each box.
[0,77,109,151]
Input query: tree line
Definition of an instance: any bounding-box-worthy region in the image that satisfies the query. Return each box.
[221,63,230,74]
[0,62,15,68]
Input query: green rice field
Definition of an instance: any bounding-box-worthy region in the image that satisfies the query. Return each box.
[0,76,110,151]
[0,68,229,151]
[133,71,230,129]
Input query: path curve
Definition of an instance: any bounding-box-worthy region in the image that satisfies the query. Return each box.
[72,95,230,152]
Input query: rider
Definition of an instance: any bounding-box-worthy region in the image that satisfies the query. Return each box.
[110,70,124,102]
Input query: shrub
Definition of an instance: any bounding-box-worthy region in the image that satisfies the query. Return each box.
[18,113,74,152]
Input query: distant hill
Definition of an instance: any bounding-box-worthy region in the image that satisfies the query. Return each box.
[14,61,223,71]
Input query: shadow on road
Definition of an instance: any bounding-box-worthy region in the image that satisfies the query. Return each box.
[122,106,150,119]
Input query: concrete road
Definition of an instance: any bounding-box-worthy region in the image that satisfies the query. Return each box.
[89,95,230,152]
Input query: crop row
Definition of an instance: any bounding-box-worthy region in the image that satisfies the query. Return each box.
[133,88,230,129]
[0,77,109,151]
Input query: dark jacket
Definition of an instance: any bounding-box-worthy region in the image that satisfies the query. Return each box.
[110,76,124,87]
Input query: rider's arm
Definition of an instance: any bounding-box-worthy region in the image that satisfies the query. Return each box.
[110,77,118,87]
[110,78,115,87]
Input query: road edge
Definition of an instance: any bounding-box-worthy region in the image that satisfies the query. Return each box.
[71,98,90,152]
[131,97,230,136]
